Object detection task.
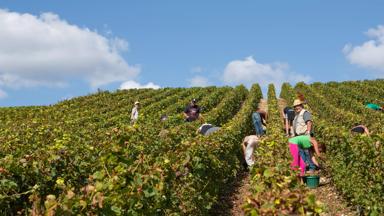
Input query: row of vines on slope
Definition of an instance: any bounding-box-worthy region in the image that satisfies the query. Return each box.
[242,84,323,215]
[0,87,225,214]
[53,85,256,215]
[281,81,384,215]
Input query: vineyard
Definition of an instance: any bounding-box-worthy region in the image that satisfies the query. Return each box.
[0,79,383,215]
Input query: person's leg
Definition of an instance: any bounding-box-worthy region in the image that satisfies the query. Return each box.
[309,149,320,168]
[256,120,264,136]
[289,143,306,176]
[302,149,316,172]
[289,121,294,136]
[289,143,299,170]
[252,113,258,134]
[299,148,309,168]
[253,113,263,135]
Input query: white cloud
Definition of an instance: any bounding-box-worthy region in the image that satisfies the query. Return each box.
[0,9,140,91]
[188,76,211,87]
[222,56,310,88]
[119,80,160,89]
[343,25,384,73]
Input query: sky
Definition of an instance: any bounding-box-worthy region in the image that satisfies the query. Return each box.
[0,0,383,106]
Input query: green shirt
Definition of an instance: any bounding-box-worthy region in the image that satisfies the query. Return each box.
[289,135,312,149]
[366,103,381,110]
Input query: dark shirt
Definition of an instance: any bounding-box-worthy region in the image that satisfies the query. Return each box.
[184,105,201,121]
[283,107,295,121]
[351,126,365,134]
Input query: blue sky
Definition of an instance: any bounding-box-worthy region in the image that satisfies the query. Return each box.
[0,1,383,106]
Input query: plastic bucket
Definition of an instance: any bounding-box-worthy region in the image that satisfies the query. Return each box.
[304,175,320,188]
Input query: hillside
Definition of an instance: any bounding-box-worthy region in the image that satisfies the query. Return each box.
[0,79,383,215]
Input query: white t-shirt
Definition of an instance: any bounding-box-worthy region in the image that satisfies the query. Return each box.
[243,135,259,166]
[131,106,139,121]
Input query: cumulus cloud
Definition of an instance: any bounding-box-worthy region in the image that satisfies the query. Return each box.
[222,56,310,88]
[188,76,211,87]
[343,25,384,73]
[119,80,160,89]
[0,9,140,92]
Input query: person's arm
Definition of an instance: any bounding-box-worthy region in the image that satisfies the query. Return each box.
[198,113,205,123]
[303,111,312,134]
[242,142,247,158]
[183,112,189,119]
[363,125,370,136]
[262,114,267,126]
[183,106,189,119]
[311,138,323,159]
[284,114,289,135]
[310,153,320,167]
[306,121,312,134]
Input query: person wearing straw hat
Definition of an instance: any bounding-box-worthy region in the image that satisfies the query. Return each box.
[292,99,313,137]
[131,101,140,124]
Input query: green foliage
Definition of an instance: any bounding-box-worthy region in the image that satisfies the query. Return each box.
[288,80,384,215]
[242,84,323,215]
[1,79,383,215]
[0,85,261,215]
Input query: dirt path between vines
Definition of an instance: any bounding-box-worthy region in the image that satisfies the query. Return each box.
[210,99,268,216]
[278,98,356,216]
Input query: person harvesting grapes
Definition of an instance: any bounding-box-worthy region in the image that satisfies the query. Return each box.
[242,135,261,167]
[196,123,220,136]
[288,135,325,176]
[252,108,267,136]
[365,102,383,111]
[183,98,204,122]
[130,101,140,124]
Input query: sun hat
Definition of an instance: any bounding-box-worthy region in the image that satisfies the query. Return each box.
[134,101,140,105]
[293,99,304,107]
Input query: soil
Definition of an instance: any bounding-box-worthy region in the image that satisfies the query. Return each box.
[311,174,356,216]
[210,170,250,216]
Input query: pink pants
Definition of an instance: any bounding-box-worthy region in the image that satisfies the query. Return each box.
[289,143,306,176]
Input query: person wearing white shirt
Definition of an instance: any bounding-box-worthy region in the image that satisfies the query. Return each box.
[131,101,140,124]
[242,135,260,167]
